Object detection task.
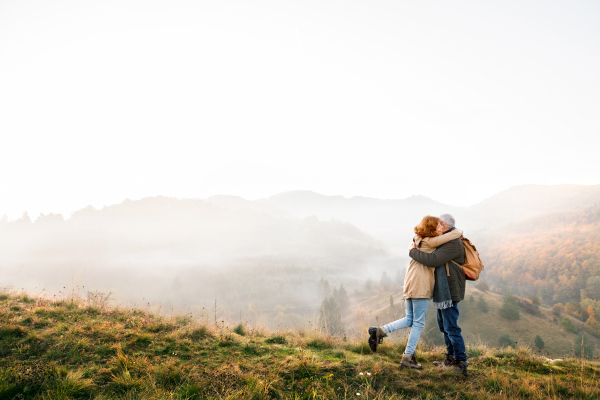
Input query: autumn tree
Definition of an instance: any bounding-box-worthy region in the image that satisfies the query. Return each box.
[584,305,600,337]
[552,303,564,317]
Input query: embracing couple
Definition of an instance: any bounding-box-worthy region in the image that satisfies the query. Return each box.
[368,213,468,376]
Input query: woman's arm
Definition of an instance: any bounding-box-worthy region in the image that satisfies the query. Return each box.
[425,229,463,248]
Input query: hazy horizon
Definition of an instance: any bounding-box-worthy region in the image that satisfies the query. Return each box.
[3,182,600,222]
[2,1,599,220]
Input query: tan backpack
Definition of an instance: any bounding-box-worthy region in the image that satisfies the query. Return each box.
[451,237,484,281]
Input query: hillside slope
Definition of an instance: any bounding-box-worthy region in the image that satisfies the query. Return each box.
[476,203,600,305]
[1,292,599,399]
[349,287,599,359]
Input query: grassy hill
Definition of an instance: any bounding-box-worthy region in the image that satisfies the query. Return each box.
[349,286,600,359]
[2,292,599,399]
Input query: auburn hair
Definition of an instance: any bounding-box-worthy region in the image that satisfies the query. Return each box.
[414,215,440,238]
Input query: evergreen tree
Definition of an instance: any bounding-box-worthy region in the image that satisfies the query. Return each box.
[534,335,545,349]
[380,271,392,290]
[318,297,343,335]
[389,295,394,309]
[499,293,521,320]
[334,284,349,315]
[477,296,489,313]
[365,278,373,291]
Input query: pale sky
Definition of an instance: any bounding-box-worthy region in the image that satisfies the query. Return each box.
[1,0,599,220]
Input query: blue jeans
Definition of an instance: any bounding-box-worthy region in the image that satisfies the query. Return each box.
[437,302,466,361]
[382,299,429,355]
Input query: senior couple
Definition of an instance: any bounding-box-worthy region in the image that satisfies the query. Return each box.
[368,213,468,376]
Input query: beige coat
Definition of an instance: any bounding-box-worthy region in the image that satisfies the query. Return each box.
[403,229,463,299]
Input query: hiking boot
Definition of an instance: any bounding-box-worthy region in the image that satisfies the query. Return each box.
[368,327,387,352]
[433,353,454,368]
[400,353,422,369]
[452,360,468,376]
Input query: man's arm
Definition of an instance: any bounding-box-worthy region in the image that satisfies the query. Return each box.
[409,240,461,267]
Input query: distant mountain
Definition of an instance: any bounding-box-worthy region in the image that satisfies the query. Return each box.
[260,191,464,253]
[258,185,600,253]
[464,184,600,231]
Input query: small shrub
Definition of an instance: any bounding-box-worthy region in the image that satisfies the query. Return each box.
[266,335,287,344]
[475,281,489,292]
[306,337,334,350]
[20,295,35,304]
[110,370,142,393]
[498,333,514,347]
[233,323,246,336]
[186,326,210,340]
[175,315,192,326]
[466,346,485,357]
[155,361,185,389]
[499,293,520,320]
[147,321,175,333]
[477,297,489,313]
[347,341,371,354]
[0,325,26,339]
[48,370,95,397]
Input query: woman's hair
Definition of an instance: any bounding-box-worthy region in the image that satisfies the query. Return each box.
[414,215,440,238]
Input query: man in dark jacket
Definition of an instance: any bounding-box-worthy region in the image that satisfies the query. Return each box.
[409,213,468,376]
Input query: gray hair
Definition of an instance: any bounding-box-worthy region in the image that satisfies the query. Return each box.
[439,214,455,228]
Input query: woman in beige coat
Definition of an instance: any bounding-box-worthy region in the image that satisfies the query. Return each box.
[368,215,462,369]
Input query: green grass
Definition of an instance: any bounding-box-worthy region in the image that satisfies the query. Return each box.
[1,292,600,399]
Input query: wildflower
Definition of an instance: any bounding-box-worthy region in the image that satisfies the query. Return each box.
[356,393,361,396]
[367,372,371,376]
[359,372,363,376]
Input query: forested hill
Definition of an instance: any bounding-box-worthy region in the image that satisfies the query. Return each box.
[478,203,600,306]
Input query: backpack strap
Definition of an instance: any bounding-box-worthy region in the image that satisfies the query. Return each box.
[445,263,450,276]
[451,260,462,267]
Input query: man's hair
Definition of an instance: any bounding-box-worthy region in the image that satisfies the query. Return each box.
[414,215,440,238]
[439,214,455,229]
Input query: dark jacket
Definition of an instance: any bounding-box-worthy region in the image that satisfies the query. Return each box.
[409,236,466,302]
